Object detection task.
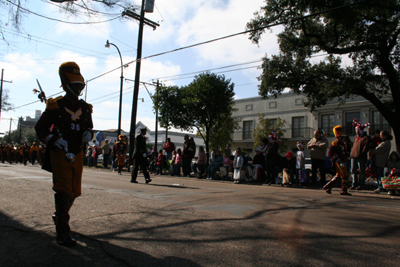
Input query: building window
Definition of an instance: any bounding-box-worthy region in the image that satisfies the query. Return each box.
[372,111,390,133]
[345,112,360,135]
[270,118,277,130]
[243,121,253,140]
[295,98,303,105]
[292,117,305,138]
[245,104,253,111]
[269,101,276,108]
[321,114,335,136]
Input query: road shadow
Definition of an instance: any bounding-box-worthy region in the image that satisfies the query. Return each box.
[0,211,202,267]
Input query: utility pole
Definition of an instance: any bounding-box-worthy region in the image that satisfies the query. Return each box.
[0,69,13,122]
[8,117,12,143]
[122,1,159,169]
[154,79,159,151]
[18,117,23,144]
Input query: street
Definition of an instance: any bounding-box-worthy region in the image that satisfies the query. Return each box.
[1,163,399,267]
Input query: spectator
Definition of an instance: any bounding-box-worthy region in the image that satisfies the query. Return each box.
[101,140,111,169]
[182,135,196,177]
[148,146,157,174]
[369,129,381,175]
[87,146,93,166]
[266,132,280,185]
[386,151,400,195]
[195,146,206,179]
[296,141,306,186]
[92,145,99,167]
[350,120,371,190]
[156,149,164,175]
[173,149,182,176]
[247,147,266,182]
[282,151,296,186]
[225,145,231,157]
[233,149,244,184]
[163,138,175,161]
[222,152,231,180]
[307,130,329,185]
[373,130,392,193]
[207,150,223,179]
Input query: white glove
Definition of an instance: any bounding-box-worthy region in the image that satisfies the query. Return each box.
[82,130,93,143]
[340,163,345,168]
[143,153,147,157]
[54,138,68,150]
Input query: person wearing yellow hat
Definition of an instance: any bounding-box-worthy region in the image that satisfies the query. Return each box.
[35,62,93,246]
[323,125,353,195]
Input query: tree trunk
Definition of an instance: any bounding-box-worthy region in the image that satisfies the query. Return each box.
[391,123,400,152]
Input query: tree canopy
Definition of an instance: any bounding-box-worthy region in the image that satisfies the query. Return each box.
[246,0,400,148]
[153,72,236,161]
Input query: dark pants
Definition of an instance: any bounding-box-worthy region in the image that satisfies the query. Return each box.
[182,156,192,176]
[311,158,326,184]
[103,154,109,168]
[266,158,277,183]
[131,157,150,182]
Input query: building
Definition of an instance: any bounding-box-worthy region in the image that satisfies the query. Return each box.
[18,110,42,129]
[232,93,392,158]
[93,121,205,156]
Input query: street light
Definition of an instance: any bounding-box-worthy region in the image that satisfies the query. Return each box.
[105,40,124,136]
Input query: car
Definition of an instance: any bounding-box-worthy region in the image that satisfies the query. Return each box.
[305,158,312,171]
[97,154,103,164]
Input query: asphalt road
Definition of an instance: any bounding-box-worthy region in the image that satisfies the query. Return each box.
[1,163,399,267]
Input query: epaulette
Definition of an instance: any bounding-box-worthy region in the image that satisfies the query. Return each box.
[87,103,93,113]
[332,140,338,146]
[46,96,62,110]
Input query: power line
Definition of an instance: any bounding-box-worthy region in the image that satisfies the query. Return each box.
[5,0,122,24]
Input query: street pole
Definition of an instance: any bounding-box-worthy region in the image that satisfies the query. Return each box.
[154,79,159,151]
[105,40,124,136]
[8,117,12,143]
[128,0,146,169]
[18,117,22,144]
[0,69,12,122]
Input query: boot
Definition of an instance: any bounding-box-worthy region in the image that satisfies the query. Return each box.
[340,186,352,196]
[118,166,122,175]
[323,176,339,194]
[54,192,76,246]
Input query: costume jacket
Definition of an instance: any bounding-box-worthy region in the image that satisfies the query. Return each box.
[35,95,93,154]
[328,135,352,163]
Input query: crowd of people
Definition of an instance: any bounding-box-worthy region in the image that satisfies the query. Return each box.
[0,141,45,166]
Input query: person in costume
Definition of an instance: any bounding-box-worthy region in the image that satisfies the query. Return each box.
[35,61,93,246]
[323,125,353,195]
[115,134,128,175]
[30,142,39,165]
[130,128,151,184]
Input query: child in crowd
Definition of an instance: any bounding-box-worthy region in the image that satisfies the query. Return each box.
[282,151,296,186]
[296,141,306,186]
[233,149,244,184]
[156,149,164,175]
[223,152,231,180]
[173,149,182,176]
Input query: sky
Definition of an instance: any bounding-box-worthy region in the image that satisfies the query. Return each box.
[0,0,282,137]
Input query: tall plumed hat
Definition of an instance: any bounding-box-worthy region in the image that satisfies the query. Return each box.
[268,131,282,142]
[59,62,85,87]
[333,125,344,137]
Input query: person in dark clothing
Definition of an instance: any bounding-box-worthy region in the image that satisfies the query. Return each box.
[182,135,195,177]
[130,128,151,184]
[266,131,280,185]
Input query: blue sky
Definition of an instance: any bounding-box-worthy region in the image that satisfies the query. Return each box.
[0,0,281,136]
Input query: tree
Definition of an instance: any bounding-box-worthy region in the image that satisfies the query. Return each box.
[1,88,12,112]
[252,114,286,153]
[200,116,241,152]
[154,72,236,164]
[1,127,38,144]
[246,0,400,150]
